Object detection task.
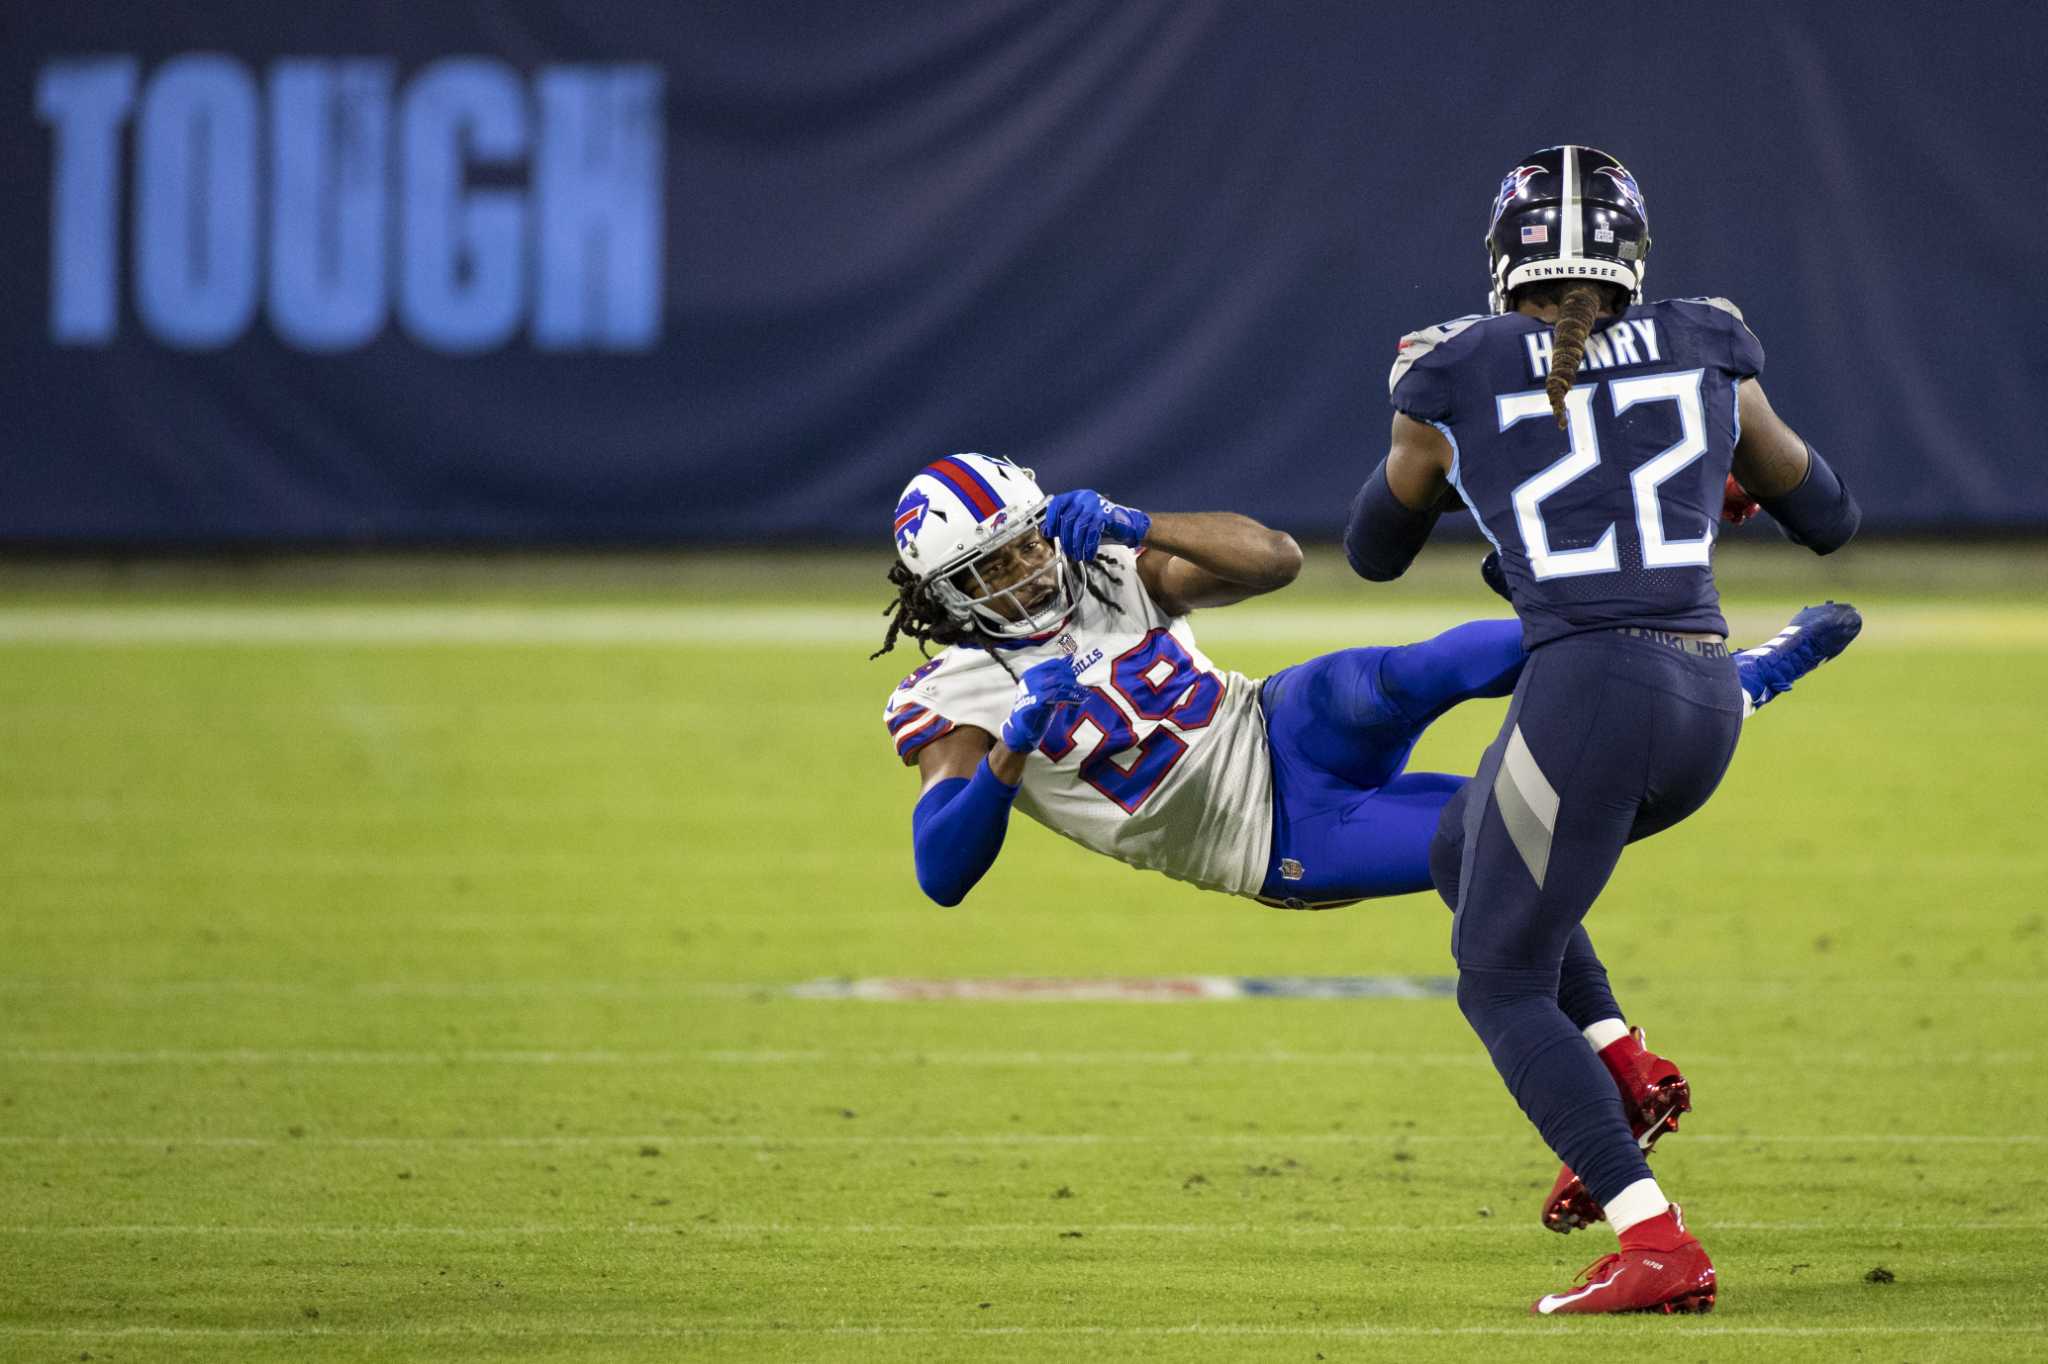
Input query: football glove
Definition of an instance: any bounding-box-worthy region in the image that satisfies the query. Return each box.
[1722,474,1761,526]
[999,658,1086,753]
[1044,489,1152,561]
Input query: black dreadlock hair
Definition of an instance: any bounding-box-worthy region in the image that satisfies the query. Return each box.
[1508,277,1631,428]
[871,553,1125,679]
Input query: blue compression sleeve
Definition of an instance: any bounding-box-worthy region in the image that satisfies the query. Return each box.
[1345,461,1441,581]
[910,757,1019,907]
[1759,443,1861,555]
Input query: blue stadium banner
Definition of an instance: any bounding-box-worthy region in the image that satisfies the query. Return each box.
[3,2,2043,544]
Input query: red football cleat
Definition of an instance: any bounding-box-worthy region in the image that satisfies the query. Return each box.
[1541,1029,1691,1234]
[1533,1205,1716,1315]
[1722,474,1761,525]
[1542,1162,1604,1234]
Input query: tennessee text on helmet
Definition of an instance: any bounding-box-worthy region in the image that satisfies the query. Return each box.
[1485,145,1651,314]
[891,453,1078,640]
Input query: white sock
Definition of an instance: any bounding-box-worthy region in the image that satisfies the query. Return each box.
[1582,1017,1630,1052]
[1604,1177,1669,1235]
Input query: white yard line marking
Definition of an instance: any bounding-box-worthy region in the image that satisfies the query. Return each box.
[7,976,2047,999]
[0,604,2036,648]
[0,980,768,999]
[0,1323,2042,1341]
[3,1219,2043,1237]
[0,1132,2035,1148]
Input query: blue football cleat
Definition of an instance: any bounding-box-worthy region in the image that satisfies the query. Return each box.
[1736,602,1863,713]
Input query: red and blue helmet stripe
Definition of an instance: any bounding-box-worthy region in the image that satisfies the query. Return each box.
[921,455,1003,520]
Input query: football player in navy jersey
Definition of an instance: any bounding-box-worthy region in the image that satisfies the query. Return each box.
[1344,145,1863,1315]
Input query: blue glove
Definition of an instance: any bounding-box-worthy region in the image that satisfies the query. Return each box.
[1044,489,1152,562]
[999,658,1086,753]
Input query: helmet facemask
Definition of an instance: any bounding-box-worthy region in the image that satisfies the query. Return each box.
[925,507,1078,640]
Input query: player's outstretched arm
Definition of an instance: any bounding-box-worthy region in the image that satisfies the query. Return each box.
[1345,413,1457,581]
[1136,511,1302,614]
[1043,489,1300,615]
[906,660,1082,906]
[1731,380,1861,555]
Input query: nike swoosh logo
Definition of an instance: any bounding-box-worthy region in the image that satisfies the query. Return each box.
[1637,1103,1675,1150]
[1536,1270,1624,1315]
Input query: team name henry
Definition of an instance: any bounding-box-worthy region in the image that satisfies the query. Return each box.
[1524,319,1661,381]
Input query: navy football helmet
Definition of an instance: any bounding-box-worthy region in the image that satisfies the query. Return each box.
[1486,145,1650,313]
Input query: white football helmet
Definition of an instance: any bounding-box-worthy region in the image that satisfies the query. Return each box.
[891,453,1076,639]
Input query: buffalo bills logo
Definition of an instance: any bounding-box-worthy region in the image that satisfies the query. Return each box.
[1491,164,1547,227]
[1594,165,1646,218]
[893,489,931,549]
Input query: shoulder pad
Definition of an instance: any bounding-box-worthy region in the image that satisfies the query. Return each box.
[1676,296,1746,322]
[1388,314,1488,395]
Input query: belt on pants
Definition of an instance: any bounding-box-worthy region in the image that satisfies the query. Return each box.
[1614,627,1729,659]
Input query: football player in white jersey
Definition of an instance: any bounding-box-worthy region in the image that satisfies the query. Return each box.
[876,453,1853,913]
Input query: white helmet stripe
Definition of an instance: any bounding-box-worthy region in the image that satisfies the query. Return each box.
[1561,144,1581,259]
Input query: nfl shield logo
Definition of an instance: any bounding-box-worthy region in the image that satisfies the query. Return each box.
[1521,224,1549,244]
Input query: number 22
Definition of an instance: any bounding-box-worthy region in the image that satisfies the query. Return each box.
[1496,369,1712,581]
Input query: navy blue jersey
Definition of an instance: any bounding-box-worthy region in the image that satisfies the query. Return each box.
[1391,298,1764,648]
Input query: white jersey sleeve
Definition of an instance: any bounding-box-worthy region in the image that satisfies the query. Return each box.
[881,649,1009,764]
[882,547,1274,898]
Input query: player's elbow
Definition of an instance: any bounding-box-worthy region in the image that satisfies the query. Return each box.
[917,870,970,908]
[1344,545,1403,582]
[1259,531,1304,587]
[1344,464,1436,581]
[1343,532,1407,582]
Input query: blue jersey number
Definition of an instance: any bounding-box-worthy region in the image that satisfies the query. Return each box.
[1037,629,1220,814]
[1496,370,1711,581]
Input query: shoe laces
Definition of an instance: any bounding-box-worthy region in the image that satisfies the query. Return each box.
[1574,1253,1624,1287]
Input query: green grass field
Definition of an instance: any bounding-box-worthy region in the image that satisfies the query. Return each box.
[2,543,2046,1361]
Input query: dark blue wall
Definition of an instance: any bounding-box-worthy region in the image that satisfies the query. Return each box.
[4,1,2043,544]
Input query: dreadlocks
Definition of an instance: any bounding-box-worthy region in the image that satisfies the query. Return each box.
[871,554,1126,678]
[1517,278,1630,428]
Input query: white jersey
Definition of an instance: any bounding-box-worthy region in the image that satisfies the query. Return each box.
[882,546,1273,898]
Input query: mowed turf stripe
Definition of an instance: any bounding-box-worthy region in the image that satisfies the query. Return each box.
[2,1324,2044,1341]
[7,1219,2047,1236]
[0,604,2038,647]
[7,977,2048,998]
[3,1046,2039,1068]
[0,1132,2036,1146]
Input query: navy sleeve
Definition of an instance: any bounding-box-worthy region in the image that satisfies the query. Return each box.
[1344,461,1441,581]
[1668,298,1764,381]
[1726,314,1764,379]
[1390,356,1455,424]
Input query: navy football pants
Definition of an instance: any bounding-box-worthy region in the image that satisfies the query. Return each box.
[1431,630,1745,1205]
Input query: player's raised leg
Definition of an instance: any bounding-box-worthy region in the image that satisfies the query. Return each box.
[1258,621,1521,905]
[1269,620,1523,792]
[1736,602,1863,714]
